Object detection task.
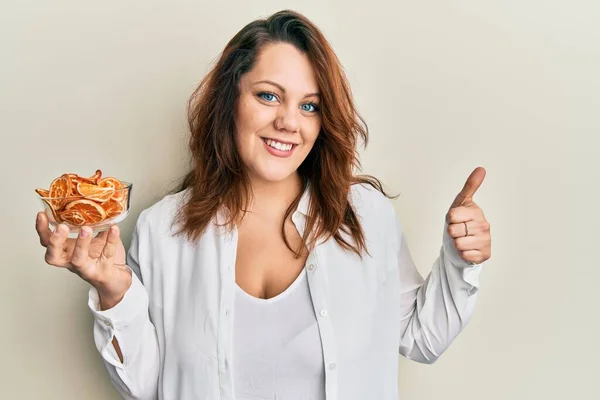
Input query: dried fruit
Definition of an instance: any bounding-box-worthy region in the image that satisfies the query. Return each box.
[35,188,49,197]
[68,170,103,195]
[63,199,106,224]
[35,169,129,226]
[48,174,72,209]
[103,199,125,219]
[99,177,126,201]
[76,182,114,203]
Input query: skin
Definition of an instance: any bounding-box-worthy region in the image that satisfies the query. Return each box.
[445,167,492,264]
[233,42,322,299]
[234,42,321,185]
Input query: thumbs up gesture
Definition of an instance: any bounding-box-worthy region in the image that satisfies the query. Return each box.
[446,167,492,265]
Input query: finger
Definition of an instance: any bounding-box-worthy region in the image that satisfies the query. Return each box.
[100,225,120,262]
[36,212,52,247]
[450,167,486,208]
[453,236,487,252]
[45,224,70,267]
[458,249,483,264]
[95,230,109,241]
[446,205,482,224]
[447,219,490,238]
[71,227,93,269]
[87,230,109,259]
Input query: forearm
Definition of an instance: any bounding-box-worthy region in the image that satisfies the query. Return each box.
[90,271,160,399]
[97,276,131,363]
[397,226,482,363]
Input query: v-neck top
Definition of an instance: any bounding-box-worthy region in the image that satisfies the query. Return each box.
[232,268,325,400]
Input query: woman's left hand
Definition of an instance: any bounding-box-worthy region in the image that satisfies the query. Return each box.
[446,167,492,265]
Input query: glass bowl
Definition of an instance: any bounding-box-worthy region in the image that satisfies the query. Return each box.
[37,181,132,237]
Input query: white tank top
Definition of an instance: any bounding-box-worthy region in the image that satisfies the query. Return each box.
[232,268,326,400]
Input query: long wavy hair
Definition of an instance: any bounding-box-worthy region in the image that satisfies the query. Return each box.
[173,9,392,257]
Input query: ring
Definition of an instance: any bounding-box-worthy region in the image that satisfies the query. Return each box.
[463,221,469,237]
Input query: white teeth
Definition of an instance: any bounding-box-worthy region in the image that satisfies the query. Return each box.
[266,139,293,152]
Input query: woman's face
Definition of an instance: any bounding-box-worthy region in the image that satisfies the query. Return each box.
[234,42,321,184]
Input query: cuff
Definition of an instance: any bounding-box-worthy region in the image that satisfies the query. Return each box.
[442,223,483,295]
[88,269,148,330]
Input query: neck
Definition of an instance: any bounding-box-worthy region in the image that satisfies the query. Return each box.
[247,172,303,219]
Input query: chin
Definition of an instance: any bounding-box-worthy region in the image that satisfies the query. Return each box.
[250,163,299,183]
[255,170,296,183]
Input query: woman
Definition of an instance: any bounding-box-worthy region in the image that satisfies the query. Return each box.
[36,9,491,400]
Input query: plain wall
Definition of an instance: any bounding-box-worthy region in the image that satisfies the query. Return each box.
[2,0,598,399]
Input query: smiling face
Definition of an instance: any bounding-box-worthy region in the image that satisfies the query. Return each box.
[234,42,322,185]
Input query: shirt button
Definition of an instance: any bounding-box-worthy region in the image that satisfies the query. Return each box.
[320,309,328,317]
[328,362,337,370]
[307,264,315,271]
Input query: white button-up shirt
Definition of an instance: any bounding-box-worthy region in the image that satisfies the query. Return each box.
[88,184,482,400]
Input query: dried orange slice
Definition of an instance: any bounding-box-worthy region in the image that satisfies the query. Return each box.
[36,188,59,221]
[76,182,114,203]
[49,174,72,209]
[39,197,61,222]
[98,176,122,189]
[120,190,130,207]
[103,199,125,219]
[58,209,87,226]
[68,169,103,188]
[35,188,50,197]
[65,175,79,196]
[64,199,107,224]
[88,169,102,184]
[99,177,126,201]
[68,174,91,184]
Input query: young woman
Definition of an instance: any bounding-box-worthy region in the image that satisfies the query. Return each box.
[36,9,492,400]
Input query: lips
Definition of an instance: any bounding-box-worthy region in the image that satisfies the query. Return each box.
[261,137,297,158]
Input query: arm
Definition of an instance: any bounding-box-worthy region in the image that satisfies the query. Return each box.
[395,219,482,364]
[88,218,160,399]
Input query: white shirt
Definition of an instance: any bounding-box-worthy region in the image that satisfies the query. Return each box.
[233,268,325,400]
[88,184,482,400]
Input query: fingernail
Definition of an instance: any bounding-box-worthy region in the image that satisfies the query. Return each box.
[80,228,89,238]
[36,213,42,222]
[110,225,118,234]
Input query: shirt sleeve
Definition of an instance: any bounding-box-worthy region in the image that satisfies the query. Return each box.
[394,216,483,364]
[88,215,160,399]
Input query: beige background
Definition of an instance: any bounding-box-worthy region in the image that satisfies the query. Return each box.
[2,0,598,399]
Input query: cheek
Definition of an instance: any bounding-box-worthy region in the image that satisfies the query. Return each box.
[235,100,257,146]
[302,119,321,146]
[237,100,274,136]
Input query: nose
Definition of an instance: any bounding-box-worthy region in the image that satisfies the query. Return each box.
[275,104,299,133]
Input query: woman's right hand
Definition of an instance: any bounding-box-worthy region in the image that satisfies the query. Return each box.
[35,211,132,310]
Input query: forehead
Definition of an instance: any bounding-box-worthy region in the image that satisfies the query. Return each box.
[243,42,318,93]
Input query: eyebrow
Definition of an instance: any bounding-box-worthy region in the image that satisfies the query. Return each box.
[254,80,320,98]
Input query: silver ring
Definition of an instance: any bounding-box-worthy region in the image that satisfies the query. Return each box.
[463,221,469,237]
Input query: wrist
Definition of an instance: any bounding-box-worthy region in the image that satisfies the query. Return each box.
[96,270,132,310]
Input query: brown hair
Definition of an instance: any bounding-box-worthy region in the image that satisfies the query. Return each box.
[173,9,392,257]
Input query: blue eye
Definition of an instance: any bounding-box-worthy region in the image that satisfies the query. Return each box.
[301,103,319,113]
[259,92,278,102]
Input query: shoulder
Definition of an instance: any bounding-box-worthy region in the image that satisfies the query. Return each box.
[134,188,190,235]
[349,182,396,220]
[349,182,401,238]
